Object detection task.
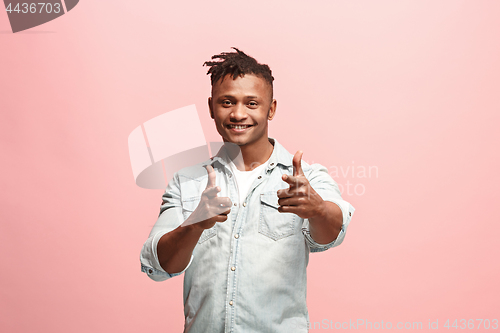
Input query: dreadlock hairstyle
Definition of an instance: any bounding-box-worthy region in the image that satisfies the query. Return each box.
[203,47,274,97]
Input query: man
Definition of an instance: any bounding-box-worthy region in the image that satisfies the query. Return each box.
[140,48,355,332]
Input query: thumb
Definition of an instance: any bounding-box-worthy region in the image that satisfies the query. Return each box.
[293,150,304,176]
[204,164,217,188]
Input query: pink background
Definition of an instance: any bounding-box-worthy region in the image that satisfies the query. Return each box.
[1,0,499,331]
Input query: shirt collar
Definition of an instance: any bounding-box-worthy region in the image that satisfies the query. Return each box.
[201,137,293,172]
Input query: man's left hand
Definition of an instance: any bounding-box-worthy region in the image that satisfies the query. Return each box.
[277,150,326,220]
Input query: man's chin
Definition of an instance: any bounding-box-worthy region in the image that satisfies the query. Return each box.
[223,139,246,146]
[221,135,247,145]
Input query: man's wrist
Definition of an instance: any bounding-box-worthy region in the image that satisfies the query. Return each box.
[308,199,328,224]
[181,218,207,234]
[307,201,343,244]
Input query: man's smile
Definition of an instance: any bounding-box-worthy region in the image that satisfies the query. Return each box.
[226,124,254,132]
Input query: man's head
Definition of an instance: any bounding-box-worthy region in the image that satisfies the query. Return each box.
[204,48,277,148]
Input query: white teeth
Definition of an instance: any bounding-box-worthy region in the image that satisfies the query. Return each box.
[229,125,251,129]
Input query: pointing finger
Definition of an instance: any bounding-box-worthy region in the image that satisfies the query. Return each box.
[277,186,307,198]
[282,173,306,187]
[293,150,304,176]
[204,164,216,189]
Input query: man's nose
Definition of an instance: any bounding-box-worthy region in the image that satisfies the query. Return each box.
[230,103,248,120]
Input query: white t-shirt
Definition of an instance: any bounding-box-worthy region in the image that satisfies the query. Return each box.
[228,157,270,205]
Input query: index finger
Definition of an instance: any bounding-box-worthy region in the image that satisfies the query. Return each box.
[282,173,307,187]
[204,164,216,188]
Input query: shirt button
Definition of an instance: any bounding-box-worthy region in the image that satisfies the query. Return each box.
[229,301,233,306]
[243,202,247,207]
[270,163,274,166]
[257,176,262,179]
[148,269,153,274]
[233,203,237,206]
[349,212,351,216]
[229,174,232,178]
[231,266,236,271]
[234,234,239,239]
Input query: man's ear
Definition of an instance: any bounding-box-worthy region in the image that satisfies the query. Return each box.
[208,97,214,119]
[268,99,277,120]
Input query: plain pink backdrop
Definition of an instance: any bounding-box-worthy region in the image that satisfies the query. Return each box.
[1,1,499,332]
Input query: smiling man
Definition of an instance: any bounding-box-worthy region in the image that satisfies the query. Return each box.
[140,48,355,333]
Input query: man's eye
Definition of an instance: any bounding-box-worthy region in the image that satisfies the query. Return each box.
[222,100,232,105]
[248,101,258,107]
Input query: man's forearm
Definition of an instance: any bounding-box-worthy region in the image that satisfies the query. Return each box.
[157,223,203,274]
[308,201,343,244]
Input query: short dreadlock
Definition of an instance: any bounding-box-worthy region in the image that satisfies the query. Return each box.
[203,47,274,98]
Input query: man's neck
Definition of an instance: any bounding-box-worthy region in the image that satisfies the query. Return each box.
[224,138,274,171]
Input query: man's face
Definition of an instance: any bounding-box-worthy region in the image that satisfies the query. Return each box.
[208,74,276,148]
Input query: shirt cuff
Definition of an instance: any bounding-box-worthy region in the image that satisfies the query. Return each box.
[140,230,194,281]
[302,199,355,253]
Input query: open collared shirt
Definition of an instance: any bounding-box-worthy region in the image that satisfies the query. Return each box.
[140,138,355,333]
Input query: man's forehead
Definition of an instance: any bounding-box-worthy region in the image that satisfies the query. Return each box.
[215,73,265,84]
[212,73,272,96]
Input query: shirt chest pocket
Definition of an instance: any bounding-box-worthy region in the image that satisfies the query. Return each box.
[259,191,297,241]
[181,196,217,244]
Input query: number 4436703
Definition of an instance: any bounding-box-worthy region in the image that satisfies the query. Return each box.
[444,319,498,329]
[5,3,62,14]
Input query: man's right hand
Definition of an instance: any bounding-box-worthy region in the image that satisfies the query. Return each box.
[181,164,232,230]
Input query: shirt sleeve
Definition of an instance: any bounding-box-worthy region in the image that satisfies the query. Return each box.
[301,163,355,253]
[139,173,194,281]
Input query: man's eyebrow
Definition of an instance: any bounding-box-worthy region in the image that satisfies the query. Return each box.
[219,95,260,99]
